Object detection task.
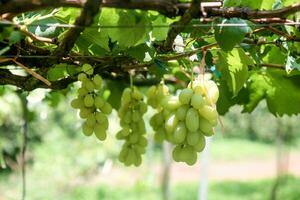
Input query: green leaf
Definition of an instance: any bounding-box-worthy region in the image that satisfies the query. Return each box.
[99,9,150,48]
[47,64,68,81]
[127,44,155,62]
[106,80,127,109]
[244,69,300,116]
[224,0,275,9]
[214,18,250,52]
[151,15,169,41]
[216,48,254,95]
[262,46,286,65]
[286,55,300,73]
[9,31,23,44]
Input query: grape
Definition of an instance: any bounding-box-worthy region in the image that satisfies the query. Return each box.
[173,122,187,144]
[93,74,103,87]
[117,87,147,166]
[82,63,94,75]
[100,102,112,115]
[94,96,105,108]
[166,77,219,165]
[175,104,189,120]
[185,108,199,132]
[78,73,87,81]
[70,64,112,140]
[179,88,193,104]
[82,122,93,136]
[84,94,94,107]
[191,94,204,109]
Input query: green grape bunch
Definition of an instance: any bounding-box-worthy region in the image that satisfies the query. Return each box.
[162,75,219,165]
[71,64,112,140]
[147,83,170,143]
[116,87,148,166]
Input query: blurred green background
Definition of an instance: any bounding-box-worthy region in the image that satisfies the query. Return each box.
[0,88,299,200]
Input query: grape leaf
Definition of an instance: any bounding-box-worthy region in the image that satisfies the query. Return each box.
[106,80,127,109]
[286,55,300,73]
[244,69,300,116]
[214,18,250,52]
[262,46,286,65]
[216,48,254,95]
[224,0,275,9]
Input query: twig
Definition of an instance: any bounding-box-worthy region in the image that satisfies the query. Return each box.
[0,58,51,86]
[53,0,102,57]
[161,0,201,52]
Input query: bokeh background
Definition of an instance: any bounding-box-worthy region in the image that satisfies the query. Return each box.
[0,88,299,200]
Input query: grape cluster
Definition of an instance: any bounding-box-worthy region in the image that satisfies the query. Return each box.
[147,84,170,143]
[163,77,219,165]
[71,64,112,140]
[117,87,148,166]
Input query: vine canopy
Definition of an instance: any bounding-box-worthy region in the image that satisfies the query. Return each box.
[0,0,300,116]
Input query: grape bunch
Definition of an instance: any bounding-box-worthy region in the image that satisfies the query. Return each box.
[163,77,219,165]
[71,64,112,140]
[147,84,170,143]
[117,87,148,166]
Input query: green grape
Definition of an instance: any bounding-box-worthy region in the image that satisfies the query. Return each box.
[85,80,95,92]
[198,105,218,124]
[78,73,87,81]
[172,146,182,162]
[179,88,193,104]
[93,74,102,87]
[100,102,112,115]
[86,114,96,127]
[204,80,219,104]
[191,93,204,109]
[199,117,214,136]
[84,94,94,107]
[193,134,206,152]
[71,98,83,109]
[82,122,93,136]
[165,113,178,134]
[94,96,104,108]
[78,87,88,97]
[175,105,189,120]
[117,87,147,166]
[94,124,106,141]
[154,128,165,143]
[79,108,92,119]
[185,147,197,166]
[187,131,200,146]
[173,122,187,144]
[163,96,181,110]
[185,108,199,132]
[82,63,94,75]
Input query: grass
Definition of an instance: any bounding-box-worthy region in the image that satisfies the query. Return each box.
[42,176,300,200]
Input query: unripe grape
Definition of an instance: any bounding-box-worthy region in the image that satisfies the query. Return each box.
[185,108,199,132]
[100,102,112,115]
[138,102,148,114]
[94,96,105,109]
[86,114,96,127]
[175,105,189,120]
[163,96,181,111]
[71,98,82,109]
[82,122,93,136]
[198,105,218,124]
[82,63,94,75]
[94,124,106,141]
[191,94,205,109]
[193,134,206,152]
[187,131,200,146]
[165,113,178,134]
[172,146,182,162]
[204,80,219,104]
[199,117,214,136]
[78,73,87,81]
[93,74,102,87]
[132,88,143,100]
[85,80,95,92]
[84,94,94,107]
[79,108,92,119]
[179,88,193,104]
[78,87,88,97]
[173,122,187,144]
